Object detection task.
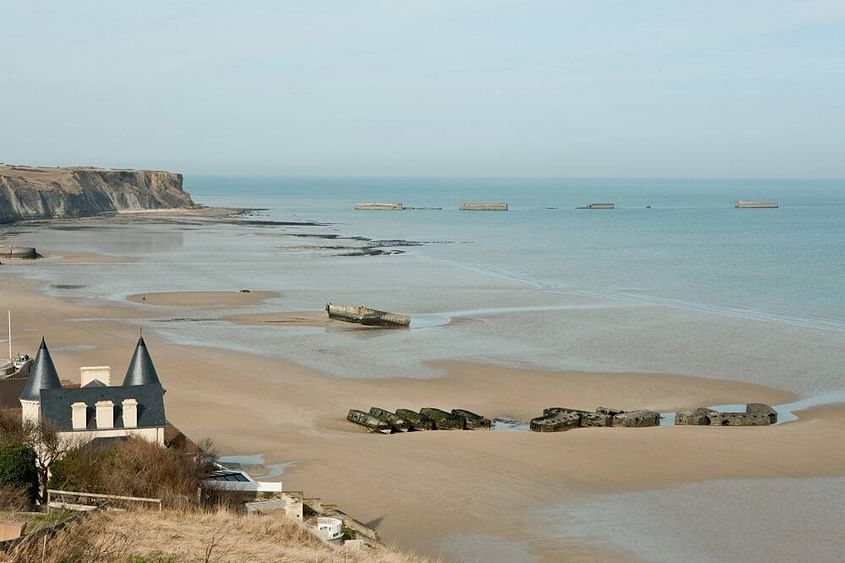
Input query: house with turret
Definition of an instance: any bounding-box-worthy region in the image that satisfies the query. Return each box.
[19,337,166,445]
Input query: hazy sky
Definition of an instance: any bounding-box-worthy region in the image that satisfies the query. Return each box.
[2,1,843,177]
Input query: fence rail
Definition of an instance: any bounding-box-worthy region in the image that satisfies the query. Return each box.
[46,489,162,511]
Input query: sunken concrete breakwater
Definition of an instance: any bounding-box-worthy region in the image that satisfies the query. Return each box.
[675,403,777,426]
[347,410,392,433]
[0,164,194,224]
[326,304,411,327]
[348,407,491,433]
[0,245,39,259]
[459,202,508,211]
[350,403,777,435]
[530,406,660,431]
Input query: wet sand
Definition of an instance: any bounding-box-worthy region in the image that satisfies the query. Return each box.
[127,290,279,307]
[226,311,332,327]
[2,272,844,562]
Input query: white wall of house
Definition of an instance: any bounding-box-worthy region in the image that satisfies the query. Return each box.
[56,426,165,446]
[21,400,40,425]
[80,366,110,387]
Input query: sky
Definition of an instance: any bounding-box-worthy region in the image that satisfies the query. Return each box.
[1,0,844,178]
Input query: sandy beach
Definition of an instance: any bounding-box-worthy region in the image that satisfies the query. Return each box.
[2,259,844,561]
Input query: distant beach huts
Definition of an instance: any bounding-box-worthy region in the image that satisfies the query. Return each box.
[459,202,508,211]
[577,203,615,210]
[735,200,779,208]
[354,202,404,210]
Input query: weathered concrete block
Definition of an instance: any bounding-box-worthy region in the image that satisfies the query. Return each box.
[530,411,581,432]
[541,407,611,427]
[419,408,464,430]
[712,405,777,426]
[676,404,777,426]
[746,403,777,424]
[451,409,492,430]
[368,407,410,432]
[580,411,613,427]
[596,406,624,417]
[675,407,719,425]
[395,409,436,430]
[611,410,660,427]
[347,409,392,433]
[544,407,589,417]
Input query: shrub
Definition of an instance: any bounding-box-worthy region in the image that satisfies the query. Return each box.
[50,437,217,508]
[0,440,38,504]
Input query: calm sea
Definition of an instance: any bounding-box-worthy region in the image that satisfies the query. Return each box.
[10,176,845,397]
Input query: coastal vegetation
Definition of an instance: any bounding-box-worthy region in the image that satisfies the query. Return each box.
[0,442,38,507]
[48,437,218,508]
[3,507,434,562]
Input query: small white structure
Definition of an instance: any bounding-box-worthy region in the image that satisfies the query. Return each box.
[80,366,111,387]
[245,495,303,521]
[203,463,283,494]
[315,517,343,543]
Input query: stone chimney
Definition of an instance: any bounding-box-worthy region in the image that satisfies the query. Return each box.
[95,400,114,429]
[71,402,87,430]
[80,366,111,387]
[122,398,138,428]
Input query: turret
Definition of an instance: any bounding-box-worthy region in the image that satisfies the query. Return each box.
[19,338,62,423]
[123,337,161,387]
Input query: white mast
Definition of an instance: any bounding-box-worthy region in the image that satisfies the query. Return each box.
[7,311,11,360]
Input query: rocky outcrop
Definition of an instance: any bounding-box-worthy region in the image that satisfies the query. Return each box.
[0,165,195,224]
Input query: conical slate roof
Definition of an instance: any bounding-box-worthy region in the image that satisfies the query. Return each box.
[19,338,63,401]
[123,337,161,386]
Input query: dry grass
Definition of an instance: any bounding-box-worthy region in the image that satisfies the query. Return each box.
[0,483,30,512]
[4,507,437,563]
[49,437,217,509]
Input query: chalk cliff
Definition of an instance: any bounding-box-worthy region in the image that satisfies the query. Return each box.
[0,165,195,224]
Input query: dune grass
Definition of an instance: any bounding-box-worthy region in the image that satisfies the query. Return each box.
[3,506,436,563]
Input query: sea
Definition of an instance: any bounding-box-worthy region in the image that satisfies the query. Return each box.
[5,176,845,562]
[11,176,845,396]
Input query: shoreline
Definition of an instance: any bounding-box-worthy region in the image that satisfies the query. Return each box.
[2,238,845,560]
[0,214,845,561]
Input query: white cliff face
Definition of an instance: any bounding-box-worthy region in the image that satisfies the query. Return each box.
[0,165,195,223]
